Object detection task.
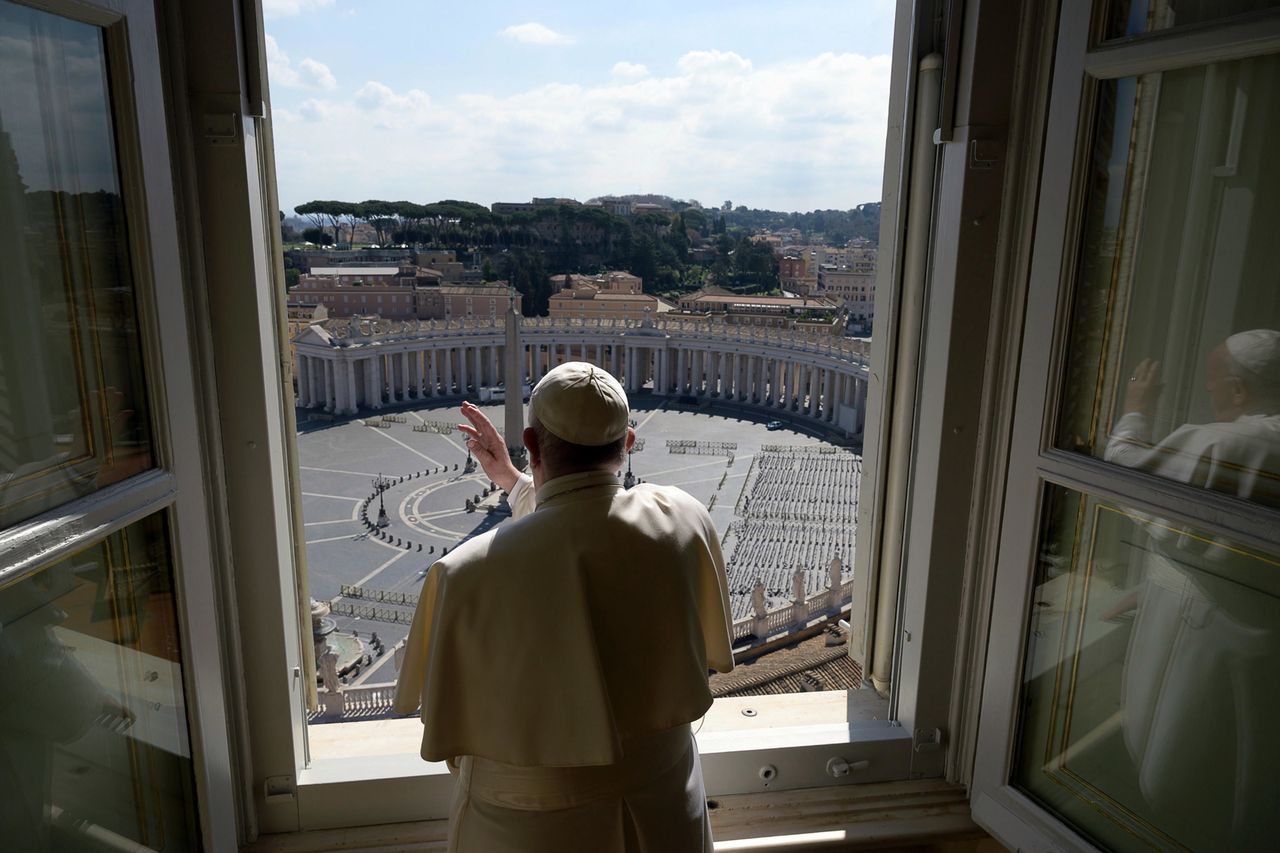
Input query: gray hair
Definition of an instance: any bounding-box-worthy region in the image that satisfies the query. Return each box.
[529,416,627,473]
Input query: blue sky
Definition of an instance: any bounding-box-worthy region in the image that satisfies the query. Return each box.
[265,0,896,214]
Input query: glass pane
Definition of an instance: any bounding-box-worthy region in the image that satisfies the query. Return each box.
[0,1,154,529]
[1103,0,1280,39]
[0,513,199,849]
[1057,55,1280,508]
[1015,485,1280,851]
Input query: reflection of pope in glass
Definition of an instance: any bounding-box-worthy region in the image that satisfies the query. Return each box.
[1104,329,1280,849]
[1108,329,1280,504]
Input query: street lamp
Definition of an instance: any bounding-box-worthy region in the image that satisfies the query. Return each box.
[372,473,391,528]
[623,448,636,490]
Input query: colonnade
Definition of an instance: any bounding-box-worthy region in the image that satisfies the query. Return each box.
[294,322,869,434]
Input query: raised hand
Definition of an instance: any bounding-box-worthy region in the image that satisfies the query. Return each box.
[1123,358,1163,416]
[458,401,521,492]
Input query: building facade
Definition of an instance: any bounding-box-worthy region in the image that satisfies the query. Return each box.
[287,265,517,321]
[292,314,869,436]
[677,286,845,333]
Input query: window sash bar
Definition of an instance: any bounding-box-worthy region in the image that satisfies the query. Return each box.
[1084,11,1280,79]
[0,468,176,588]
[1035,450,1280,554]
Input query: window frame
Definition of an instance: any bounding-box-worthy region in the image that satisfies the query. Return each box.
[181,0,1049,838]
[0,0,240,847]
[970,1,1280,848]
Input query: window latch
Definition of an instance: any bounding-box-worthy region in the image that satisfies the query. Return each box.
[913,727,945,753]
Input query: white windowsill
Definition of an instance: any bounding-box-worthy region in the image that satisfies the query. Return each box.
[304,689,889,770]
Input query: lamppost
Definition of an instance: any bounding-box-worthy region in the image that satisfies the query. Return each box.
[372,473,391,528]
[623,448,636,490]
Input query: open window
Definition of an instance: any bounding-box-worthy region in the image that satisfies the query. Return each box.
[973,2,1280,849]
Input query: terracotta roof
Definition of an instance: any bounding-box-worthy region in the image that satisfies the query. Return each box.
[710,628,861,697]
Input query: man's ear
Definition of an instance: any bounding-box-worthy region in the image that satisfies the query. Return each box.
[523,426,541,467]
[1231,375,1249,406]
[625,427,636,453]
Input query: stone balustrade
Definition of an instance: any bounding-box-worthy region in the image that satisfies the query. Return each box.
[315,578,854,722]
[731,579,853,644]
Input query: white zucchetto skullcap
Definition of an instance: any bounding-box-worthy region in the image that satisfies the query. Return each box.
[529,362,629,446]
[1226,329,1280,384]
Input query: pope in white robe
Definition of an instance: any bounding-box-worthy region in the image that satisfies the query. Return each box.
[1103,330,1280,848]
[393,362,735,853]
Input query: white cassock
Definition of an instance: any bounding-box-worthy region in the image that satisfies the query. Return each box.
[1104,412,1280,848]
[393,470,735,853]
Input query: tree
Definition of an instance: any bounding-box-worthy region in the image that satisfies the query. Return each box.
[302,227,333,246]
[356,199,398,246]
[630,234,659,292]
[504,251,553,316]
[481,257,498,282]
[295,200,334,242]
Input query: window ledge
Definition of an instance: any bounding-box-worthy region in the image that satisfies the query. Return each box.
[246,779,982,852]
[305,690,888,763]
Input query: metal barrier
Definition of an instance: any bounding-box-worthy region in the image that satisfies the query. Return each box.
[665,439,738,456]
[329,600,415,625]
[339,584,420,607]
[413,421,455,434]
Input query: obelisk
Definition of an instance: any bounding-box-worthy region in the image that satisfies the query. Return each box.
[503,292,527,469]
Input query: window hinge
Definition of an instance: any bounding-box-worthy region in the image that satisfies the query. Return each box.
[913,727,945,753]
[263,774,296,803]
[202,112,240,146]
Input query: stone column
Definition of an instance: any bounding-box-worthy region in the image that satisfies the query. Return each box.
[345,360,358,414]
[675,348,686,395]
[808,367,820,417]
[333,360,346,414]
[336,358,345,411]
[373,354,385,408]
[295,355,310,407]
[442,348,453,395]
[825,369,837,421]
[854,375,867,431]
[427,350,438,397]
[320,359,333,412]
[489,345,499,386]
[313,355,325,407]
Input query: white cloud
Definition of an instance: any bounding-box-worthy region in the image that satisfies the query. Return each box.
[611,61,649,80]
[677,49,753,77]
[272,50,892,212]
[265,34,336,90]
[263,0,334,18]
[298,58,337,90]
[499,22,574,45]
[354,81,431,118]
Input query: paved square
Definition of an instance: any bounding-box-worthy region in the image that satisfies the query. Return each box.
[297,395,859,687]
